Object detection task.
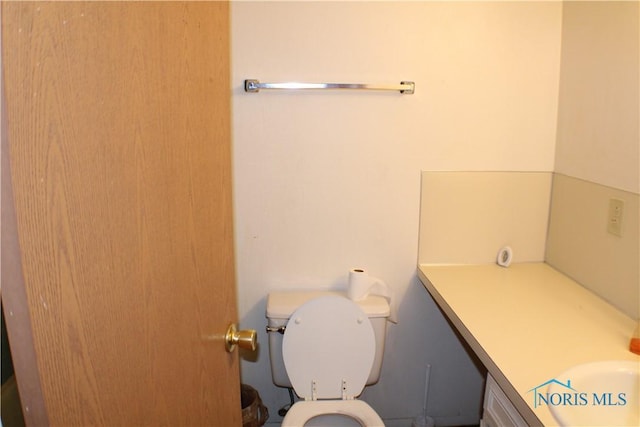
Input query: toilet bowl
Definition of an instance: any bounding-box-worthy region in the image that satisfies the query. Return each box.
[282,400,384,427]
[273,295,386,427]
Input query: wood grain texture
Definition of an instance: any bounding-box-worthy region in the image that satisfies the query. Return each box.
[2,16,50,424]
[2,2,240,425]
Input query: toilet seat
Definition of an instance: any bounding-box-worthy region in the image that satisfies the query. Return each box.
[282,296,375,400]
[281,400,385,427]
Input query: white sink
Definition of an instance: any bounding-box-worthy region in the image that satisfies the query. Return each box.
[548,360,639,426]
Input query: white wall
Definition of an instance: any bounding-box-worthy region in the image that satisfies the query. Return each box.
[547,1,639,320]
[231,2,562,425]
[419,171,552,266]
[546,174,639,319]
[555,1,639,194]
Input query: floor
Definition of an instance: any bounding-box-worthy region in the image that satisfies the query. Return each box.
[1,376,25,427]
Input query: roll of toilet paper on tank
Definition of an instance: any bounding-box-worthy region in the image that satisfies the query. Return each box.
[348,268,397,323]
[347,268,373,301]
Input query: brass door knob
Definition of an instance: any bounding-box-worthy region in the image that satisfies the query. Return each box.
[225,323,257,353]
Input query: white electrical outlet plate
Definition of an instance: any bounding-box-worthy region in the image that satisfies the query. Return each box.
[607,198,624,237]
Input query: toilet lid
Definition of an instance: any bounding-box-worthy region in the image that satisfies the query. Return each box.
[282,296,375,400]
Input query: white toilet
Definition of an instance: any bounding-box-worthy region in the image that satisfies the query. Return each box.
[266,291,390,427]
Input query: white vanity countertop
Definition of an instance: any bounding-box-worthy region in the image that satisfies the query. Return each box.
[418,262,639,426]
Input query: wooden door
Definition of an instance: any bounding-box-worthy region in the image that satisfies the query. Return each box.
[1,2,241,425]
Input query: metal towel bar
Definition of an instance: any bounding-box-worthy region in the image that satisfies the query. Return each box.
[244,79,415,94]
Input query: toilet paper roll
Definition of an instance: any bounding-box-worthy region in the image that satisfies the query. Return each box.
[496,246,513,267]
[347,268,397,323]
[347,268,372,301]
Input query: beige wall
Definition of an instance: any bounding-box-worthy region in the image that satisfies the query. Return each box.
[231,2,637,426]
[547,1,639,320]
[555,2,639,194]
[419,172,552,265]
[546,174,639,319]
[231,2,562,426]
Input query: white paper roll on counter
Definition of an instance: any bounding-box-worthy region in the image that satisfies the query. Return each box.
[496,246,513,267]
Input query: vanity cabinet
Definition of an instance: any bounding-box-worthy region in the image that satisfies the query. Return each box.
[420,263,638,425]
[481,375,527,427]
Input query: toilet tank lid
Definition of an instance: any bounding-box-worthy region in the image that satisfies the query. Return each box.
[266,290,390,319]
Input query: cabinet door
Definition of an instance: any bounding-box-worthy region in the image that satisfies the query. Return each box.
[481,375,528,427]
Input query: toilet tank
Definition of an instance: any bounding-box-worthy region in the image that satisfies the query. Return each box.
[266,290,390,388]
